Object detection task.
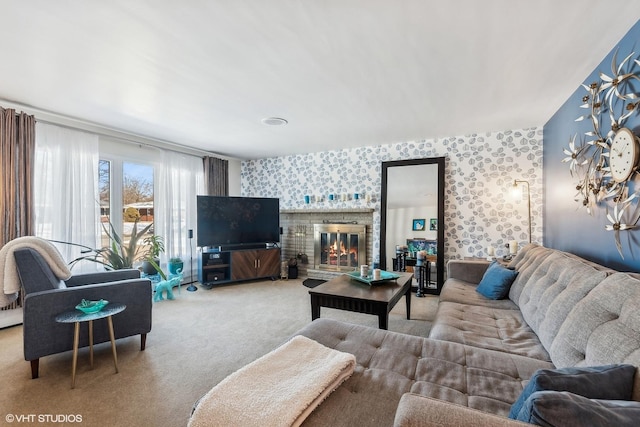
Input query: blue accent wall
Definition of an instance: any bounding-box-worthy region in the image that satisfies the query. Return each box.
[543,20,640,271]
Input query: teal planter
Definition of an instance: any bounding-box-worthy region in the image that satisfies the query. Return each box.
[168,261,184,275]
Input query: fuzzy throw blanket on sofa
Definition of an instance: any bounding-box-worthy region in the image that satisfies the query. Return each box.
[0,236,71,307]
[188,335,356,427]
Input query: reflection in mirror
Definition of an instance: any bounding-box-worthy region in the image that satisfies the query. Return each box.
[380,157,445,294]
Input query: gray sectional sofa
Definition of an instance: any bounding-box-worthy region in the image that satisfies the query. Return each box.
[294,244,640,426]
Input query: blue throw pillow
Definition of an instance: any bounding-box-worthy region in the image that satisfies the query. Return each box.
[475,261,518,299]
[516,390,640,427]
[508,364,637,419]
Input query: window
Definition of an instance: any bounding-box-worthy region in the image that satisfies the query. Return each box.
[99,159,111,247]
[100,157,155,263]
[35,126,204,279]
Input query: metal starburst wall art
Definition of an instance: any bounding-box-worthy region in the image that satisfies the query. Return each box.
[563,50,640,258]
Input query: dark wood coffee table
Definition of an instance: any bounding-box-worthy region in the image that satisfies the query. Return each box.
[308,272,413,330]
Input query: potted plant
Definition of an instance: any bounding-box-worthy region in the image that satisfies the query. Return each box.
[168,256,184,275]
[142,234,165,276]
[69,218,153,271]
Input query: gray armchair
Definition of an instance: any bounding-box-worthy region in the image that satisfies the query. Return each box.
[14,248,152,379]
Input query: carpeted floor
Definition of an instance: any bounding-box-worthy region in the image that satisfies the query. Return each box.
[0,278,438,427]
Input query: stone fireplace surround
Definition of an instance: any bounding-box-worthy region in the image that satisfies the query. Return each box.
[279,209,374,280]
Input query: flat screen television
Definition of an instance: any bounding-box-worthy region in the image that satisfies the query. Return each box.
[197,196,280,248]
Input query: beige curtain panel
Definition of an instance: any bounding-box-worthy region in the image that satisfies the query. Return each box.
[0,107,35,247]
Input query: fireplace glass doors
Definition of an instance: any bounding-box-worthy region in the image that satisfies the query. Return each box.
[314,224,366,272]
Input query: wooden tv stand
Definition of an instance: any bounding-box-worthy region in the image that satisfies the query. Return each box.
[198,246,281,286]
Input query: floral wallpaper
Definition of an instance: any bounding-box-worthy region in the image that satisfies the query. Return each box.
[242,127,543,263]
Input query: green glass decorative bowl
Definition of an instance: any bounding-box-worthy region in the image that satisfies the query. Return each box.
[75,299,108,314]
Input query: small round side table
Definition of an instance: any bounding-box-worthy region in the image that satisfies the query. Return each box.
[55,303,126,388]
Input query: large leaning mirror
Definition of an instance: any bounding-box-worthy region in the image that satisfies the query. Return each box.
[380,157,445,294]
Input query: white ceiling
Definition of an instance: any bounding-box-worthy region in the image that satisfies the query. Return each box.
[1,1,639,160]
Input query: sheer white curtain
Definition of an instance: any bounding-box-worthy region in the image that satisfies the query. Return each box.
[34,123,100,270]
[156,151,204,282]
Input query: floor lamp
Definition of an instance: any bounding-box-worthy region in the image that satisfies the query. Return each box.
[512,179,532,244]
[186,229,198,292]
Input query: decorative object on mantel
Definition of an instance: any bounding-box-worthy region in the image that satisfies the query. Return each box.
[306,193,373,202]
[280,208,375,214]
[564,49,640,258]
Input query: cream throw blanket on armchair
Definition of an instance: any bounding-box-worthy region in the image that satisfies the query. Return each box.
[188,335,356,427]
[0,236,71,307]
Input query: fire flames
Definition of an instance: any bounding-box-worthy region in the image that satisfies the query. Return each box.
[328,239,357,266]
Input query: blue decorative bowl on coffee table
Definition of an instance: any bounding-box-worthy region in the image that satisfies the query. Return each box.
[75,299,108,314]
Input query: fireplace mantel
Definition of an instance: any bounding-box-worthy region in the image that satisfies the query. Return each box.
[280,208,374,214]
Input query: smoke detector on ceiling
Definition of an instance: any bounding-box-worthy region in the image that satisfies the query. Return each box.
[261,117,288,126]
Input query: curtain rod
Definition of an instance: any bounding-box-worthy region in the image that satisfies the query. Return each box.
[0,98,238,161]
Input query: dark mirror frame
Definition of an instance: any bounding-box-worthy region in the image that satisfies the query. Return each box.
[380,157,445,293]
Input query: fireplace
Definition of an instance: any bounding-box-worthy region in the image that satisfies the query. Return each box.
[314,224,366,272]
